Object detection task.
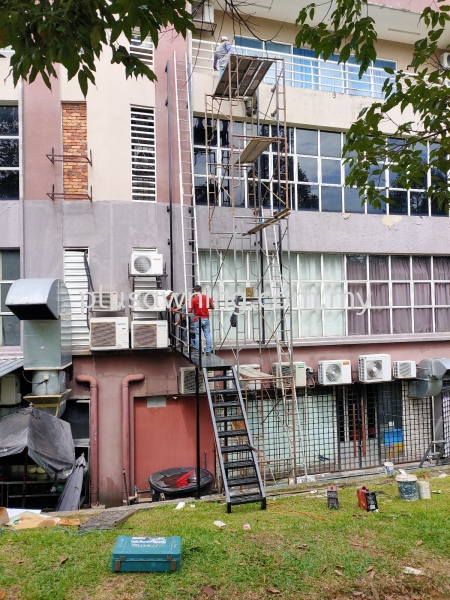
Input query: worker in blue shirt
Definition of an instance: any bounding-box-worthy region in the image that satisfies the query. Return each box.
[213,36,234,80]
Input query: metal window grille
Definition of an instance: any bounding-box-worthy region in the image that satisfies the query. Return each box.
[130,30,154,68]
[131,107,156,202]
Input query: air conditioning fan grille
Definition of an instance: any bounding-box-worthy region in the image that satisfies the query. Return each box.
[326,363,342,383]
[134,255,152,274]
[134,324,157,348]
[280,364,291,377]
[136,292,157,309]
[91,322,117,347]
[366,359,383,380]
[398,362,412,378]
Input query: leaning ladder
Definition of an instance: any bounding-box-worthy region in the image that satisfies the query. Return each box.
[174,51,200,305]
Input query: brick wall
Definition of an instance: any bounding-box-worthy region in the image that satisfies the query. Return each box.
[61,102,88,198]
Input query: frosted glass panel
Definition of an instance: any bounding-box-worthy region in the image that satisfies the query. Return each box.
[300,310,322,337]
[324,310,345,336]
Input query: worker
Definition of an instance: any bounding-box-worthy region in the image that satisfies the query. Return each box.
[189,284,214,355]
[213,35,234,80]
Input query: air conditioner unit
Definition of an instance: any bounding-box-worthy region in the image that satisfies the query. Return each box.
[227,364,262,391]
[90,317,129,350]
[0,373,21,405]
[272,362,307,389]
[318,360,352,386]
[393,360,417,379]
[92,291,119,311]
[132,290,169,311]
[440,52,450,69]
[358,354,391,383]
[131,321,168,349]
[130,251,164,276]
[178,367,214,394]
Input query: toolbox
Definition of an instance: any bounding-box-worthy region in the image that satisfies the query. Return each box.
[357,486,378,511]
[111,535,181,573]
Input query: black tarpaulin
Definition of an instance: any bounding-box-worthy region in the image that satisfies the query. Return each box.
[0,407,75,479]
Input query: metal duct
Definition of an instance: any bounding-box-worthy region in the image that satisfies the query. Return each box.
[408,379,443,398]
[5,278,63,320]
[416,357,450,380]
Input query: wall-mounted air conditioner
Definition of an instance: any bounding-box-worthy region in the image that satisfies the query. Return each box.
[131,321,168,349]
[131,290,169,312]
[90,317,129,350]
[178,367,214,394]
[92,291,120,311]
[272,362,307,389]
[440,52,450,69]
[318,360,352,386]
[227,364,262,391]
[0,373,21,405]
[130,251,164,276]
[358,354,391,383]
[393,360,416,379]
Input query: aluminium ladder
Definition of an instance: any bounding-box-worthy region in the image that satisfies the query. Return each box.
[203,365,266,513]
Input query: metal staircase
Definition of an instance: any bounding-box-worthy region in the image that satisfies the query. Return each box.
[203,365,266,513]
[174,51,200,303]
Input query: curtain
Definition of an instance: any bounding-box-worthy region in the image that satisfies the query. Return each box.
[391,256,410,280]
[371,309,390,334]
[414,282,431,305]
[370,283,388,306]
[412,256,431,280]
[369,255,389,280]
[435,283,450,305]
[393,308,412,333]
[299,283,321,308]
[414,308,432,333]
[436,308,450,332]
[348,283,367,306]
[433,257,450,280]
[346,255,366,280]
[323,310,344,336]
[323,254,343,280]
[300,310,322,337]
[348,309,368,335]
[392,283,410,306]
[299,254,321,280]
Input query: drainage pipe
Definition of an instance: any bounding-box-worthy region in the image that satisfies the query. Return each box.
[75,375,99,507]
[122,374,145,499]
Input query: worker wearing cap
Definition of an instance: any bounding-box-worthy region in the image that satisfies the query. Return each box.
[213,35,234,80]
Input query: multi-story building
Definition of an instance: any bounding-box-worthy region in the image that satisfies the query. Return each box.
[0,0,449,507]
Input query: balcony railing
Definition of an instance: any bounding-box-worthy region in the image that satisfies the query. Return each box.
[192,39,395,99]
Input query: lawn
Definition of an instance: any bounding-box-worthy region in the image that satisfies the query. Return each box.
[1,471,450,600]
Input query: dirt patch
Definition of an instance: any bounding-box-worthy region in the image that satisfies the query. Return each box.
[245,532,285,550]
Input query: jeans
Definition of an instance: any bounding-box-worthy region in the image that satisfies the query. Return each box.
[193,318,212,353]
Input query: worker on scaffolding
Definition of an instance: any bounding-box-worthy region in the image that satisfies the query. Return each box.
[189,285,214,355]
[213,35,234,80]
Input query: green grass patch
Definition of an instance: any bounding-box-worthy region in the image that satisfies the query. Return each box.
[1,473,450,599]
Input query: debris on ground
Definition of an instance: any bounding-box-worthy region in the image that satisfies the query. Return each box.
[79,508,138,531]
[243,523,251,530]
[175,502,186,510]
[213,520,226,529]
[403,567,423,575]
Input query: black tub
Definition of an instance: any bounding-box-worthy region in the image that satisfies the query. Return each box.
[148,467,214,501]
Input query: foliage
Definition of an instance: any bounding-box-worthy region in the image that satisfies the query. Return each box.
[296,0,450,211]
[0,0,195,96]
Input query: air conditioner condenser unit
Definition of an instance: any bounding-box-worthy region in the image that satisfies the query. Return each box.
[130,251,164,276]
[272,362,307,389]
[131,321,168,349]
[358,354,391,383]
[393,360,416,379]
[132,290,169,312]
[92,291,119,311]
[178,368,214,395]
[318,360,352,385]
[90,317,129,350]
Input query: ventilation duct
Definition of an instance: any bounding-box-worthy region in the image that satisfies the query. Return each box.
[408,357,450,398]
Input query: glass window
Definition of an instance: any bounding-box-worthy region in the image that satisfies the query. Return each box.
[0,249,20,346]
[320,131,341,157]
[321,186,342,212]
[321,159,342,184]
[296,129,318,156]
[297,157,318,183]
[297,184,319,211]
[0,106,19,201]
[347,255,367,280]
[344,188,364,213]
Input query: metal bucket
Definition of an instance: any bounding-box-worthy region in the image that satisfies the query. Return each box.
[396,473,419,501]
[417,480,431,499]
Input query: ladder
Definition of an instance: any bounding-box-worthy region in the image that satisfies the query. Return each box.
[203,365,266,513]
[419,417,445,467]
[174,51,200,304]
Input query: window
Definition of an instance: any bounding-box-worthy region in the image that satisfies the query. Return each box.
[199,251,450,341]
[0,106,19,200]
[64,249,90,349]
[130,30,154,68]
[131,107,156,201]
[0,250,20,346]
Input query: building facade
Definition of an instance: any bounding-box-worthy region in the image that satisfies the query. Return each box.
[0,0,449,507]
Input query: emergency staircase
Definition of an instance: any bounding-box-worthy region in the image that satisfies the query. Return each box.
[203,365,266,513]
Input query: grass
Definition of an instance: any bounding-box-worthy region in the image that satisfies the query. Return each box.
[1,472,450,600]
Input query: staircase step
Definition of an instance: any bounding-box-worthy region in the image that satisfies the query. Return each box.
[227,476,259,487]
[217,429,248,438]
[212,401,241,409]
[216,415,245,423]
[210,389,238,396]
[223,459,255,469]
[230,493,263,505]
[208,375,235,382]
[220,444,253,453]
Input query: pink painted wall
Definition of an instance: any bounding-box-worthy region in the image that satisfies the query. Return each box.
[134,396,215,497]
[23,73,63,200]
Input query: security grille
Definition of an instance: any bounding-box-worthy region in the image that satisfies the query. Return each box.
[130,30,154,67]
[131,107,156,201]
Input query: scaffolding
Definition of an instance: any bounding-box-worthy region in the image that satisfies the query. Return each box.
[202,54,308,483]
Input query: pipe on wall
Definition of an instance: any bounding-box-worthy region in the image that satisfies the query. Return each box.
[122,374,145,498]
[75,375,99,507]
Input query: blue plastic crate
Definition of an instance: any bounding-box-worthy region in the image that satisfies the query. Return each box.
[111,535,181,573]
[382,428,403,445]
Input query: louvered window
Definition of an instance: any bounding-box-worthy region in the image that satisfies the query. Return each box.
[130,30,154,68]
[64,249,90,349]
[131,107,156,202]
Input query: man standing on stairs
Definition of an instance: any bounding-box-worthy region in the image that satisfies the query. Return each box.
[213,36,234,80]
[190,285,214,355]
